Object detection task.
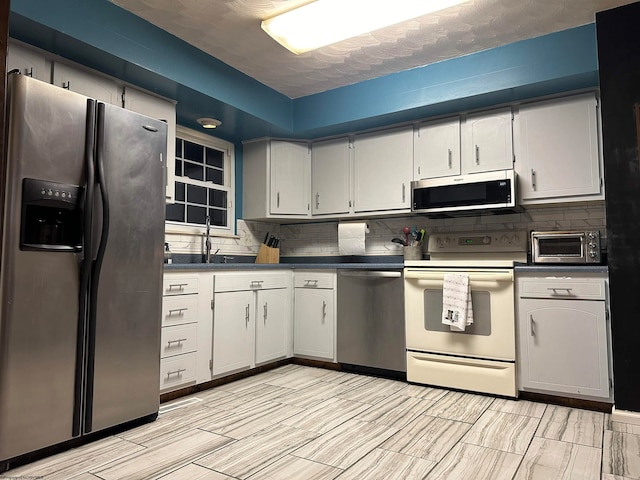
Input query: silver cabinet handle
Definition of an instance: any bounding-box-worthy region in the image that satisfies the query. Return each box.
[417,166,421,176]
[316,192,320,209]
[277,191,280,208]
[547,287,573,294]
[245,304,250,326]
[531,169,536,190]
[250,280,264,288]
[304,279,319,287]
[475,145,480,165]
[62,81,70,90]
[263,302,268,323]
[168,283,188,291]
[529,314,535,336]
[168,308,188,315]
[322,300,327,321]
[448,149,452,168]
[167,338,187,346]
[402,183,406,202]
[166,368,186,378]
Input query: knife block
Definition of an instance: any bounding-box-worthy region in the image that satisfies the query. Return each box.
[255,244,280,264]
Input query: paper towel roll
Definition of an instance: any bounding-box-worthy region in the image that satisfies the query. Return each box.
[338,222,369,255]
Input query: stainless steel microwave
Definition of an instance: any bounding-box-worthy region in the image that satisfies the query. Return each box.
[531,230,601,264]
[411,170,520,217]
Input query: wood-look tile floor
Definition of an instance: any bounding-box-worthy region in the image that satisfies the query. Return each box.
[8,364,640,480]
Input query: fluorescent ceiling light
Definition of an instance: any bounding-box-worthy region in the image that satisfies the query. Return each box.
[261,0,470,54]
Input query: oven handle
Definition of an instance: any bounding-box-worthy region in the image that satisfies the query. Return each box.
[404,269,513,282]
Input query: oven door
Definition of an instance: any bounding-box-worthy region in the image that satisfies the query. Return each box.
[404,268,515,361]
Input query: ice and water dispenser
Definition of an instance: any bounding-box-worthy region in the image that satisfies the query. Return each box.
[20,178,83,251]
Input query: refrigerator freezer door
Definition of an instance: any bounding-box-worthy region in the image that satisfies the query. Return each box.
[0,75,88,460]
[86,103,166,433]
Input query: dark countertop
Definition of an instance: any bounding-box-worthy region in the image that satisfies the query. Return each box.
[515,264,608,274]
[164,255,406,271]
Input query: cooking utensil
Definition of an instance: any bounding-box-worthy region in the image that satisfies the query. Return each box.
[402,226,411,246]
[392,237,407,246]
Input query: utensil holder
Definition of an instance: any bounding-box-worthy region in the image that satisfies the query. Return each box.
[403,245,423,260]
[255,244,280,264]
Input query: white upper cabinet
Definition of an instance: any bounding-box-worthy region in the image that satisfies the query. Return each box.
[414,118,461,179]
[123,86,177,203]
[270,141,311,215]
[243,139,311,220]
[7,41,51,82]
[52,62,122,106]
[461,108,514,174]
[353,127,413,213]
[514,93,603,204]
[311,137,351,216]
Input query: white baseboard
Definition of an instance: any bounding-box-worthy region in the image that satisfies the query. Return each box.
[611,406,640,425]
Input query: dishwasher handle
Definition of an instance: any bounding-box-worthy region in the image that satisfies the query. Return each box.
[339,270,402,278]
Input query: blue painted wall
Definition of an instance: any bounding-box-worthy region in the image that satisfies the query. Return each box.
[8,0,601,222]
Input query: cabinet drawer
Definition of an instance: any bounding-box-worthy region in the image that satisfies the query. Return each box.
[163,275,198,296]
[519,278,606,300]
[160,353,196,391]
[160,324,198,358]
[215,272,290,292]
[294,271,335,289]
[162,294,198,326]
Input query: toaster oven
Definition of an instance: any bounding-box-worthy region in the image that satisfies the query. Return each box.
[531,230,601,264]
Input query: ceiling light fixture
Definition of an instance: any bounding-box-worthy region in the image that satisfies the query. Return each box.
[261,0,470,55]
[197,117,222,129]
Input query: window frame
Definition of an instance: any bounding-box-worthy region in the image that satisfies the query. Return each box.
[165,126,235,236]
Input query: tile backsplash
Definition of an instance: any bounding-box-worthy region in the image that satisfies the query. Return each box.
[164,203,606,259]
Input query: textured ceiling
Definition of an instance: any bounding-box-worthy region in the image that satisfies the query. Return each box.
[110,0,633,99]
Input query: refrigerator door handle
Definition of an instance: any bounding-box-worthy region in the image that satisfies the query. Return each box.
[85,102,111,433]
[73,99,97,438]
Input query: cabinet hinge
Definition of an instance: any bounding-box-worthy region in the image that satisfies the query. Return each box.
[605,309,610,321]
[209,359,213,371]
[121,90,126,107]
[513,153,516,164]
[610,377,613,390]
[211,299,215,310]
[601,177,604,188]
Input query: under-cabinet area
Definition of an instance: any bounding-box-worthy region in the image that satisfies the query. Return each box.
[516,271,612,401]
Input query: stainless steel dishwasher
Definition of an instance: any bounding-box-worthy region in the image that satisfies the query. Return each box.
[337,269,406,375]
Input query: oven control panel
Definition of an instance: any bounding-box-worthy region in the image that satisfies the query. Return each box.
[428,230,527,253]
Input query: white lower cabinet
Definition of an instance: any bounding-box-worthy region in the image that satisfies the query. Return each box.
[160,273,201,392]
[212,271,292,377]
[255,288,290,364]
[212,289,254,376]
[516,273,612,400]
[293,271,336,361]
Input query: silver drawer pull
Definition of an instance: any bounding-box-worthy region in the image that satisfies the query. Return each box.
[250,280,264,288]
[166,368,186,378]
[168,283,188,290]
[547,287,573,294]
[305,279,319,286]
[168,308,188,315]
[167,338,187,346]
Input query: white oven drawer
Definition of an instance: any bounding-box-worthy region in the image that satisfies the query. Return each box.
[407,351,516,397]
[519,278,606,300]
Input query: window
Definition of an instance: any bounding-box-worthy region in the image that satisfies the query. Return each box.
[165,127,234,232]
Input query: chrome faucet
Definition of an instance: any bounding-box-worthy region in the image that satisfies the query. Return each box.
[205,215,212,263]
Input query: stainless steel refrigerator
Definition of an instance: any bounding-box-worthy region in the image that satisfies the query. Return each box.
[0,73,166,471]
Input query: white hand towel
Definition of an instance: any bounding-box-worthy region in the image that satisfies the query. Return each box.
[441,273,474,332]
